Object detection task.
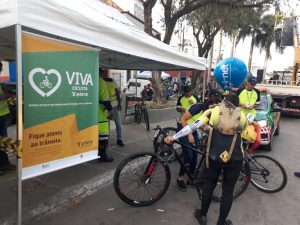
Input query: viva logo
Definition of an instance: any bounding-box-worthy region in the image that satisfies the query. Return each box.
[29,68,62,97]
[29,68,93,97]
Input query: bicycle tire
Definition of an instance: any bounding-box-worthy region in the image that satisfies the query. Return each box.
[143,108,150,131]
[249,154,287,193]
[113,152,171,207]
[153,127,177,150]
[212,159,251,202]
[134,105,142,124]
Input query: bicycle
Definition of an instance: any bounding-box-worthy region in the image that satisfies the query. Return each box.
[134,98,150,131]
[205,140,287,202]
[113,125,251,206]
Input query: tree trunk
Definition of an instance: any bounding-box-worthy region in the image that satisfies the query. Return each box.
[143,0,157,35]
[216,29,223,64]
[163,19,177,44]
[152,71,165,103]
[248,32,255,72]
[262,52,269,81]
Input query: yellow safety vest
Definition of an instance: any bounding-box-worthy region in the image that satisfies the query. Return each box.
[180,95,197,111]
[0,85,10,117]
[186,105,204,125]
[98,78,110,137]
[238,89,258,116]
[105,79,118,107]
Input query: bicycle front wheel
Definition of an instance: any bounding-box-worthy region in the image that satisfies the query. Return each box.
[113,152,171,207]
[249,154,287,193]
[153,127,177,150]
[212,159,251,202]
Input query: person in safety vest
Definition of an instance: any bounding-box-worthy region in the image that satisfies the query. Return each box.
[176,99,211,191]
[175,86,200,190]
[165,94,248,225]
[236,77,261,153]
[98,69,113,162]
[0,61,16,175]
[102,70,124,147]
[176,86,199,114]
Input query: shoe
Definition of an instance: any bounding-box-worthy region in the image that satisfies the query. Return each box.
[98,155,114,162]
[194,209,207,225]
[177,179,187,191]
[187,179,196,187]
[117,140,125,147]
[225,219,233,225]
[0,162,16,170]
[294,172,300,178]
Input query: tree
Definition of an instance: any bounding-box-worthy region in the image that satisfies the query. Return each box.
[254,14,284,78]
[187,6,261,95]
[160,0,277,45]
[142,0,278,102]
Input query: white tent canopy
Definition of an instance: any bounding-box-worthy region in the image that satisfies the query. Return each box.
[0,0,206,71]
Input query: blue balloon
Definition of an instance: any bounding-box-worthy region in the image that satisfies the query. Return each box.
[214,58,247,90]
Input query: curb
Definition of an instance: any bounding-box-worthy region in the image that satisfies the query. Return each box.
[3,169,116,225]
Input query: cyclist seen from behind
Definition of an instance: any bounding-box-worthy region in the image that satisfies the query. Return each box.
[165,94,248,225]
[176,86,200,190]
[236,77,261,153]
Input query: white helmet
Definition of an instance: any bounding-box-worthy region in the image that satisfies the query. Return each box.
[246,113,255,124]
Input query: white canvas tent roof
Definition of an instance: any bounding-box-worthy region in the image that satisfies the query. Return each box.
[0,0,206,71]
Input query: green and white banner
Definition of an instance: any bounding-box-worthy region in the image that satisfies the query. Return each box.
[22,33,99,180]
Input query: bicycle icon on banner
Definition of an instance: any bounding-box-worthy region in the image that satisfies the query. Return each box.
[39,76,53,89]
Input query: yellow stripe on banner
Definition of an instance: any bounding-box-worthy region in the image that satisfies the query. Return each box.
[22,33,87,53]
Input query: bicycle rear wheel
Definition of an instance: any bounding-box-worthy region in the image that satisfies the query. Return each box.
[249,154,287,193]
[134,105,142,124]
[143,108,150,131]
[212,159,251,202]
[113,152,171,206]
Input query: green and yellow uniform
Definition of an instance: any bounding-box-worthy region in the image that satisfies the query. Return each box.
[98,78,111,140]
[0,85,9,117]
[236,88,260,117]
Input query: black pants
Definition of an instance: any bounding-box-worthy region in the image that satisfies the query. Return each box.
[177,123,198,176]
[0,114,9,165]
[200,159,242,225]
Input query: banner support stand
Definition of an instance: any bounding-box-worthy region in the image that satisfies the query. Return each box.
[16,24,23,225]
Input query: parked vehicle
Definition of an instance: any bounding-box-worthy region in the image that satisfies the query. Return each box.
[255,91,281,151]
[123,78,151,98]
[257,71,300,115]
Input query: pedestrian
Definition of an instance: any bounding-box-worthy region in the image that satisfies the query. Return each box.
[236,77,261,153]
[98,69,113,162]
[145,84,153,101]
[140,85,147,100]
[165,94,248,225]
[173,82,179,94]
[0,61,16,174]
[102,70,124,147]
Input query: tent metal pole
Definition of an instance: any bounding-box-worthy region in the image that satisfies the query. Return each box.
[15,24,23,225]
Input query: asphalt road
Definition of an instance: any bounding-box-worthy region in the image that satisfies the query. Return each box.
[30,116,300,225]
